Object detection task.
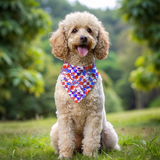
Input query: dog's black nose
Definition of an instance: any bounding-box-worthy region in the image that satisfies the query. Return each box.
[80,35,88,42]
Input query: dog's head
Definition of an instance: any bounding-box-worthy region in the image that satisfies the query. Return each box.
[49,12,110,60]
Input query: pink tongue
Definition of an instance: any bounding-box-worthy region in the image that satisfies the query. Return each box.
[77,46,88,56]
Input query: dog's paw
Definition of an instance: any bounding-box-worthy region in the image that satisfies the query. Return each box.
[54,150,59,155]
[58,154,63,159]
[114,144,121,151]
[58,153,72,159]
[83,150,98,158]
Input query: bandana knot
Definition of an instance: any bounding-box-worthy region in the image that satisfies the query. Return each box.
[60,60,99,103]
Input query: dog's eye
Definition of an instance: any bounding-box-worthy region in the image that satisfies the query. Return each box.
[72,29,77,33]
[87,28,92,33]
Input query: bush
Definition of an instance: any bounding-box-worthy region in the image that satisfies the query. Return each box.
[104,88,123,113]
[149,96,160,108]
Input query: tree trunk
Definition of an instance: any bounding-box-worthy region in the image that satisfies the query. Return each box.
[134,90,143,109]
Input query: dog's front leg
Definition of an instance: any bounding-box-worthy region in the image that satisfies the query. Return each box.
[82,112,102,157]
[58,114,75,158]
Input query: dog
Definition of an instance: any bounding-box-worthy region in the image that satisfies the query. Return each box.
[50,12,120,158]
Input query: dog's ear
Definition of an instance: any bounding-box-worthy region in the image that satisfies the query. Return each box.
[94,26,110,60]
[49,23,68,60]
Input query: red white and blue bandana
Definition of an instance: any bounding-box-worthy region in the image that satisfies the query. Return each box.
[60,60,99,103]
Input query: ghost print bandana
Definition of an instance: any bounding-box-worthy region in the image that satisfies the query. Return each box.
[60,60,99,103]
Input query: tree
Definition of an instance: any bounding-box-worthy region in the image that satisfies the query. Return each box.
[0,0,51,118]
[115,29,142,109]
[119,0,160,91]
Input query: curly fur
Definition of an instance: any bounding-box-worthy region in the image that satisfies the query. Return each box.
[49,24,68,59]
[93,27,110,60]
[50,12,120,158]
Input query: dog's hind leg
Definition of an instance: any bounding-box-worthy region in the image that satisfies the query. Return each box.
[101,108,120,150]
[50,122,59,154]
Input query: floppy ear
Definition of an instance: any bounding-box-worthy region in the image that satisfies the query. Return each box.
[94,26,110,60]
[49,23,68,60]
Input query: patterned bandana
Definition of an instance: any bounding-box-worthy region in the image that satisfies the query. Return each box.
[60,60,99,103]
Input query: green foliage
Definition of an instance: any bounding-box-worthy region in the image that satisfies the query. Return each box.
[114,29,142,109]
[129,50,160,91]
[95,52,124,112]
[96,52,122,82]
[2,54,60,120]
[99,70,123,113]
[0,0,51,119]
[104,88,123,113]
[149,96,160,108]
[119,0,160,91]
[3,89,50,120]
[99,70,113,88]
[119,0,160,51]
[116,78,135,110]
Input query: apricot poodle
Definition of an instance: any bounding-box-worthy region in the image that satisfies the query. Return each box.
[50,12,120,158]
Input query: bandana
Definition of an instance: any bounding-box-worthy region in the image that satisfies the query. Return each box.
[60,60,99,103]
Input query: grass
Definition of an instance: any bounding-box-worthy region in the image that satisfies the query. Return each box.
[0,107,160,160]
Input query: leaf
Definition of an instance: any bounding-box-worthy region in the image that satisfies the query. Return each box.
[135,56,145,67]
[2,53,12,65]
[12,78,21,87]
[0,71,4,78]
[132,8,139,17]
[24,72,36,82]
[23,79,31,88]
[1,1,9,9]
[10,1,17,10]
[0,89,11,100]
[14,27,23,35]
[1,27,8,37]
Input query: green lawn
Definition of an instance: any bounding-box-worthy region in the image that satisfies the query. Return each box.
[0,108,160,160]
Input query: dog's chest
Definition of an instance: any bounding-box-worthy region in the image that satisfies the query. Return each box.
[67,100,96,134]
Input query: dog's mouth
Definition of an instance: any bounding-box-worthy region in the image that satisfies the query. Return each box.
[76,45,89,57]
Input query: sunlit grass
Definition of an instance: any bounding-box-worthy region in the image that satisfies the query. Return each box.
[0,108,160,160]
[107,107,160,126]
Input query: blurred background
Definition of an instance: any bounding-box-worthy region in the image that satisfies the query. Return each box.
[0,0,160,120]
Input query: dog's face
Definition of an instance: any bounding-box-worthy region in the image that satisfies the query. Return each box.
[50,12,109,60]
[65,20,99,57]
[67,26,97,57]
